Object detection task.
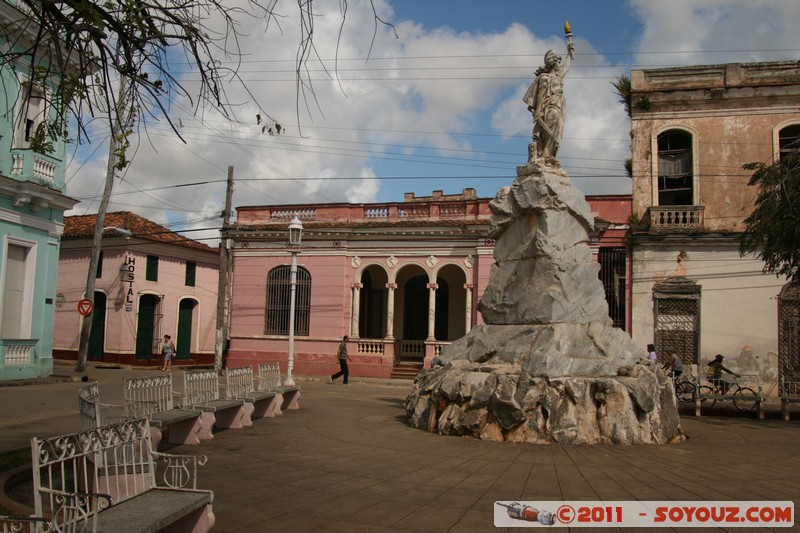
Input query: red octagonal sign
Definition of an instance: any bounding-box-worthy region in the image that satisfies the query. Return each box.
[77,298,94,316]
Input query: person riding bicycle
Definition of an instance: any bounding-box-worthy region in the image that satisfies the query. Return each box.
[664,352,683,379]
[706,354,738,394]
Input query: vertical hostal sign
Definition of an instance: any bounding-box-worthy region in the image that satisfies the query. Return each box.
[124,255,135,312]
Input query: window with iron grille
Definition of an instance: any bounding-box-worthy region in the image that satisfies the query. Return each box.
[598,248,626,330]
[265,265,311,335]
[778,282,800,378]
[653,276,700,366]
[657,130,693,206]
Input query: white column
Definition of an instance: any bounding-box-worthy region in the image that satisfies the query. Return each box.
[351,283,362,338]
[426,283,438,341]
[464,283,473,334]
[385,283,396,340]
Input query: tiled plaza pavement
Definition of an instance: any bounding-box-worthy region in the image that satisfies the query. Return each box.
[1,365,798,532]
[176,380,800,533]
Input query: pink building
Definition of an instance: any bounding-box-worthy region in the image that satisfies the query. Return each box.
[54,212,220,366]
[225,189,631,379]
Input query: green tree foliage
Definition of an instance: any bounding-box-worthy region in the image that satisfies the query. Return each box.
[739,151,800,280]
[611,74,633,178]
[611,74,632,118]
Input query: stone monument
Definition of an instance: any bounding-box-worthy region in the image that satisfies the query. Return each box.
[405,23,684,445]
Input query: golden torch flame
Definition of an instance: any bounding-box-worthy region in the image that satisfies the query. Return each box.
[564,20,572,35]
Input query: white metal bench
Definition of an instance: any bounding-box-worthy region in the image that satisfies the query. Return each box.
[31,417,214,533]
[78,382,128,430]
[183,370,249,436]
[124,375,206,445]
[257,363,300,411]
[779,374,800,421]
[223,366,280,419]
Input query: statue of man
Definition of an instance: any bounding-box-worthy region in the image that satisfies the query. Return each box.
[523,37,574,166]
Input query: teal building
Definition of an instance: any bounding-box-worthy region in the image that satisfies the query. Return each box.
[0,2,78,380]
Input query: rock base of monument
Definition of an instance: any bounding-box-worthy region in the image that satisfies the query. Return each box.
[405,365,684,445]
[405,324,686,445]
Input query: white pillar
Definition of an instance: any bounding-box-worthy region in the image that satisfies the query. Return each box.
[351,283,362,338]
[385,283,396,340]
[464,283,473,334]
[426,283,438,341]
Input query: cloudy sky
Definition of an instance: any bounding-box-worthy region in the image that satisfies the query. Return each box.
[65,0,800,243]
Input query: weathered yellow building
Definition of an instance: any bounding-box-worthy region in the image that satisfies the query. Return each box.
[628,60,800,394]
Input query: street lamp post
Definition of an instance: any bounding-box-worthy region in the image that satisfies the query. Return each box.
[284,216,303,386]
[75,226,132,372]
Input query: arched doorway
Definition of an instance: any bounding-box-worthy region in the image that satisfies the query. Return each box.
[177,299,197,360]
[87,291,107,361]
[436,264,469,341]
[401,275,449,342]
[359,266,387,339]
[403,275,430,341]
[136,294,161,360]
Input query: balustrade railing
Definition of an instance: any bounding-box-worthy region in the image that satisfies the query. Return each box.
[649,205,704,232]
[439,203,466,217]
[357,340,385,355]
[9,150,58,188]
[271,208,316,220]
[398,204,430,218]
[1,339,36,365]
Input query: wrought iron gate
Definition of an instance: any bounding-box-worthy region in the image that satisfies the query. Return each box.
[653,277,700,365]
[778,282,800,378]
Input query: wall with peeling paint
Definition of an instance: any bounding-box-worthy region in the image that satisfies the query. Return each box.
[628,61,800,396]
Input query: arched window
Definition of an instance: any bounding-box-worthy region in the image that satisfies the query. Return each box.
[657,130,693,206]
[779,124,800,160]
[265,266,311,336]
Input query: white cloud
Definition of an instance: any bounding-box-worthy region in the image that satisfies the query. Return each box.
[65,0,800,238]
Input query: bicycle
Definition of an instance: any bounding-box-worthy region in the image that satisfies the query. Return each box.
[697,374,759,410]
[671,371,696,404]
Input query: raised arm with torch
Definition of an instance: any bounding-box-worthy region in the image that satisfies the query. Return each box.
[523,21,575,166]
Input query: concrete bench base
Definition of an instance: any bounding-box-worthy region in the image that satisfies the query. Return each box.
[695,397,765,420]
[781,399,800,421]
[150,409,204,446]
[245,391,280,418]
[196,399,248,435]
[277,386,300,410]
[82,488,214,533]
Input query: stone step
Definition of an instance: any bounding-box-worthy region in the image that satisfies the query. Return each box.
[390,363,423,380]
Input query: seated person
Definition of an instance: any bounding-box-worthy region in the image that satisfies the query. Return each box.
[664,352,683,380]
[706,354,738,394]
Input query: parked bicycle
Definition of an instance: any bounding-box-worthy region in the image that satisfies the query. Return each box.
[697,374,760,410]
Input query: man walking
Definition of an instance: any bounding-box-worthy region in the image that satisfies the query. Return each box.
[331,335,350,384]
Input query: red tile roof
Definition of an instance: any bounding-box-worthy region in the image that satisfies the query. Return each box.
[63,211,217,253]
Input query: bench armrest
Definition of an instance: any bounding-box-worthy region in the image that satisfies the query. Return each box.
[37,488,113,528]
[0,515,55,531]
[150,450,209,490]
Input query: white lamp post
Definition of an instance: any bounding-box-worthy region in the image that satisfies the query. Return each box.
[284,216,303,386]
